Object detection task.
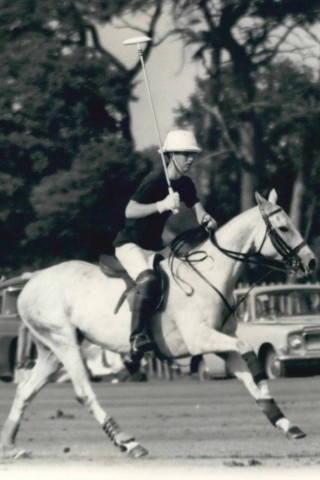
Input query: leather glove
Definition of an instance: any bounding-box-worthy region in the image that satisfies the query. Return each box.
[156,191,180,214]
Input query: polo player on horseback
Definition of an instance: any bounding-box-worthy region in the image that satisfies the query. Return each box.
[113,130,217,374]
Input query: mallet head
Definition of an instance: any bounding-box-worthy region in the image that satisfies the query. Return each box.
[123,36,151,45]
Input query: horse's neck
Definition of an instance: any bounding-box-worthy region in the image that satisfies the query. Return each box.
[193,207,261,291]
[163,206,261,298]
[217,206,260,252]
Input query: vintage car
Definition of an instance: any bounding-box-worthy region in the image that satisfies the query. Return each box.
[0,274,33,381]
[196,283,320,380]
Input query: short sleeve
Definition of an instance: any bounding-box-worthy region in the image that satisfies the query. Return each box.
[132,171,166,204]
[176,176,199,208]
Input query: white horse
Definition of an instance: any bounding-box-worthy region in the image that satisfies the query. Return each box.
[0,190,316,459]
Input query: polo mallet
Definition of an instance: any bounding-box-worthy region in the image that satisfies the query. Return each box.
[123,36,178,214]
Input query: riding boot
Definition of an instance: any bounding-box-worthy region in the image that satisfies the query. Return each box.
[124,269,161,375]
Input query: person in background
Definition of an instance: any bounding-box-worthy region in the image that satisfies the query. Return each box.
[113,130,217,373]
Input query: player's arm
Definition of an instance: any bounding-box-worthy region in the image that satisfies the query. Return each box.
[125,192,180,219]
[192,202,217,230]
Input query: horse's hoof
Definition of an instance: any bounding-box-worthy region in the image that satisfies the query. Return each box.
[13,449,31,459]
[286,426,306,440]
[127,443,149,458]
[0,445,31,459]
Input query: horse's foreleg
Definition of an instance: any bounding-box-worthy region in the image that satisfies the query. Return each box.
[182,325,306,440]
[52,343,148,458]
[221,350,306,439]
[1,342,62,459]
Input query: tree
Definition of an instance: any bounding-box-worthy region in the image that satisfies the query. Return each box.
[25,139,147,265]
[168,0,320,213]
[0,0,164,273]
[175,58,320,243]
[255,60,320,237]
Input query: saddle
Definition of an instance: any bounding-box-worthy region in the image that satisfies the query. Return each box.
[99,253,168,314]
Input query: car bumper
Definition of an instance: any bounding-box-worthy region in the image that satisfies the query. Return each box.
[279,353,320,368]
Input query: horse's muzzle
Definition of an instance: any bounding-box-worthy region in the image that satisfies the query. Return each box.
[299,256,317,277]
[307,258,317,273]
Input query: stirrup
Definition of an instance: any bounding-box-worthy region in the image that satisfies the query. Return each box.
[131,333,155,354]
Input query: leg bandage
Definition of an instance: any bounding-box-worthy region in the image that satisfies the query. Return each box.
[102,417,135,449]
[102,417,121,442]
[242,351,267,385]
[257,399,284,426]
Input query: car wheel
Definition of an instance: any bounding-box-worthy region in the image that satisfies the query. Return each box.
[265,348,285,379]
[197,358,211,381]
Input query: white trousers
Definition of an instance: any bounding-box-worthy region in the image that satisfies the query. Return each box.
[115,243,156,281]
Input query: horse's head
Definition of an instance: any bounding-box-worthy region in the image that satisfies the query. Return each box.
[255,189,317,277]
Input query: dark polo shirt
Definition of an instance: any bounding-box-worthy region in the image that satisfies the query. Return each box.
[113,169,199,251]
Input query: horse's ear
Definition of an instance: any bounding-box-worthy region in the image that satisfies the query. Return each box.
[255,191,270,215]
[255,191,265,206]
[267,189,278,204]
[255,190,278,207]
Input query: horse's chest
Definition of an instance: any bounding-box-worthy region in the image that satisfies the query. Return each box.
[151,312,184,356]
[152,295,215,356]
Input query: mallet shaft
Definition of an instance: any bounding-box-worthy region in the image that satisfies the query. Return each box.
[123,37,178,213]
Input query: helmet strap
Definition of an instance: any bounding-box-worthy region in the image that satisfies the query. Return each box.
[170,153,184,175]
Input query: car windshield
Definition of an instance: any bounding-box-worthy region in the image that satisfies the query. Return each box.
[255,289,320,319]
[3,289,21,315]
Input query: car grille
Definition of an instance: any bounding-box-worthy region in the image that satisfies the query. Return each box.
[303,327,320,351]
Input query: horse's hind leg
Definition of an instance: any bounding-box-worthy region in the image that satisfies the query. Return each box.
[221,350,306,439]
[1,340,62,459]
[51,342,148,458]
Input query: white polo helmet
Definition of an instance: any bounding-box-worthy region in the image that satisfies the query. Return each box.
[160,130,201,153]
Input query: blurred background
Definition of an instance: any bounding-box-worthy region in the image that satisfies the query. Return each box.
[1,0,320,285]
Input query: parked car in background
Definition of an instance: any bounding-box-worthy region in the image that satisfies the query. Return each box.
[194,284,320,380]
[0,274,33,381]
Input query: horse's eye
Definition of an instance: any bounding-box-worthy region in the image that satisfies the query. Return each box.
[279,226,289,233]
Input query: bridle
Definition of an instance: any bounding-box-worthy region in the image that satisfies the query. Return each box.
[259,206,306,273]
[209,206,306,275]
[169,205,307,324]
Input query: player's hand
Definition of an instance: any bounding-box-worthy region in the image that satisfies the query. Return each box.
[202,214,217,232]
[156,192,180,214]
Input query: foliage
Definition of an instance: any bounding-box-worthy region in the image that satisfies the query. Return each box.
[25,138,149,265]
[0,0,153,274]
[1,0,320,281]
[169,0,320,212]
[175,58,320,252]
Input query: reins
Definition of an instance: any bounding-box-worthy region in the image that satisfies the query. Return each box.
[169,226,209,296]
[209,231,296,273]
[169,206,307,325]
[169,226,272,321]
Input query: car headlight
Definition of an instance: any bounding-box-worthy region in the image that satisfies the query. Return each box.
[288,335,303,349]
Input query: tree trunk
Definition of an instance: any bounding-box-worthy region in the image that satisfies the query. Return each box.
[239,121,255,212]
[289,131,314,233]
[289,170,305,230]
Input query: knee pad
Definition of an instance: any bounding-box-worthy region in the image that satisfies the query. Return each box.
[136,269,162,303]
[242,351,267,385]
